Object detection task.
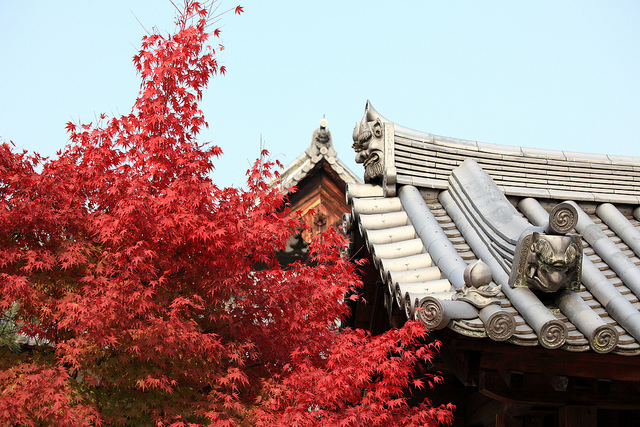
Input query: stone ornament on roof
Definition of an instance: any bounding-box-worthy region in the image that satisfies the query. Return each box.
[270,118,361,190]
[453,260,502,309]
[352,101,397,196]
[352,112,384,183]
[306,118,337,161]
[510,203,583,293]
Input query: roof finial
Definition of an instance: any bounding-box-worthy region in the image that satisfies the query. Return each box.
[306,115,337,160]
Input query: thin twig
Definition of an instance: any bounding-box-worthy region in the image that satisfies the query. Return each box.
[168,0,181,14]
[130,10,151,35]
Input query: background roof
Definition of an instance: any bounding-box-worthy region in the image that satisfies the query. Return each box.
[1,0,639,188]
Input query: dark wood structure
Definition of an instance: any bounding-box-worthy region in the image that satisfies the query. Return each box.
[269,118,360,264]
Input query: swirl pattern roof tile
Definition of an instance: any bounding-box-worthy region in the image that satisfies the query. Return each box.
[345,102,640,355]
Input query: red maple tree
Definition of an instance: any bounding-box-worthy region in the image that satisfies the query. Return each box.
[0,1,454,425]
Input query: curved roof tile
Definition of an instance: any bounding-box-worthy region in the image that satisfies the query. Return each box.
[345,102,640,355]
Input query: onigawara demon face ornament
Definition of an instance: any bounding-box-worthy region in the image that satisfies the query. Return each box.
[352,114,384,184]
[511,232,582,293]
[510,202,583,293]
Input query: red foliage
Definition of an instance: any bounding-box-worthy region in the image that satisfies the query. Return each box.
[255,321,454,426]
[0,1,453,425]
[0,360,100,426]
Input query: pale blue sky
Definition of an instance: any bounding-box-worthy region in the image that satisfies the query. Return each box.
[1,1,639,188]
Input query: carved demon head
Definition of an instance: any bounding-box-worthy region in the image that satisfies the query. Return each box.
[352,116,384,184]
[512,232,582,293]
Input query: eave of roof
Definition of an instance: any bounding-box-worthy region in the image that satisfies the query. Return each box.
[346,102,640,356]
[268,119,361,190]
[362,101,640,204]
[273,151,361,190]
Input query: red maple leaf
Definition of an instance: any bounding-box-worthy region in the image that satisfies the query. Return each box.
[0,1,452,425]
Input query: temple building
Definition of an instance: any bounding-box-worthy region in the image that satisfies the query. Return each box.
[343,101,640,426]
[269,118,360,264]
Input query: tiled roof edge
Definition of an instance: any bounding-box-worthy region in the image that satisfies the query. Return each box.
[329,157,362,185]
[393,124,639,166]
[269,152,362,189]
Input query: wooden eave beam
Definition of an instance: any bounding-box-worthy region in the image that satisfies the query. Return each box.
[479,371,640,410]
[437,329,640,382]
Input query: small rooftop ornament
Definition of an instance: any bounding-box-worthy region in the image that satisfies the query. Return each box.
[510,202,583,293]
[306,117,337,160]
[453,260,502,308]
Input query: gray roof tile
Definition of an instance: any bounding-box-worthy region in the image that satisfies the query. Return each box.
[346,103,640,356]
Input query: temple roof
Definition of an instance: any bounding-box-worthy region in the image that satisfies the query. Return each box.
[270,118,361,190]
[345,101,640,355]
[270,118,361,264]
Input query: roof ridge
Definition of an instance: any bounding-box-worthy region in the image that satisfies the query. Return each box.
[362,100,640,165]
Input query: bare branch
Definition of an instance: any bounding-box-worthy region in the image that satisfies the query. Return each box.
[130,10,151,35]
